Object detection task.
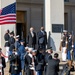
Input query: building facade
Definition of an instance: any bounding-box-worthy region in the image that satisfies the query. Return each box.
[64,0,75,34]
[16,0,44,39]
[16,0,64,51]
[2,0,75,52]
[0,0,16,53]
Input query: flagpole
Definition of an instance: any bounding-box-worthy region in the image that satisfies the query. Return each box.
[0,1,2,75]
[0,0,2,12]
[0,0,1,49]
[15,2,16,36]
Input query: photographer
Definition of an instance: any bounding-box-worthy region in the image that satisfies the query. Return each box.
[9,49,21,75]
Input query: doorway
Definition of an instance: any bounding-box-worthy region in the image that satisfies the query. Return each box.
[16,11,27,41]
[16,23,26,40]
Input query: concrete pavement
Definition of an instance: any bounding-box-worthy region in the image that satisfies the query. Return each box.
[4,61,75,75]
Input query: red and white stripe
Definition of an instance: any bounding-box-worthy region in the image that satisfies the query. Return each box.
[0,14,16,25]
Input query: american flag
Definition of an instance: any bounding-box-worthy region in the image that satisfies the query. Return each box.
[0,2,16,25]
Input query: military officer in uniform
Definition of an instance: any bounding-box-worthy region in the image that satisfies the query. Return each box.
[67,32,74,69]
[4,29,10,62]
[14,35,20,50]
[18,40,26,75]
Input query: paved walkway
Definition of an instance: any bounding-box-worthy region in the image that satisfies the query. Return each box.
[4,62,9,75]
[59,61,75,75]
[4,61,75,75]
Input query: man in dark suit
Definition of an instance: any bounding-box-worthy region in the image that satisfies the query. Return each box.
[44,47,53,75]
[28,27,36,49]
[35,49,45,75]
[46,53,60,75]
[37,27,47,50]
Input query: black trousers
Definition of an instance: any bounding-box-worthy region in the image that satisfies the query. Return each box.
[44,65,47,75]
[25,69,33,75]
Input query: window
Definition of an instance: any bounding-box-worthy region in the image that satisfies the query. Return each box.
[64,0,69,2]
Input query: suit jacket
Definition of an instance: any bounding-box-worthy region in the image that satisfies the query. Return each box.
[37,31,47,45]
[28,32,36,45]
[35,53,45,71]
[45,52,52,64]
[46,59,60,75]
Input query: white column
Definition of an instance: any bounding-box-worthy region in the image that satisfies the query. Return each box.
[44,0,51,48]
[50,0,64,51]
[44,0,64,51]
[45,0,51,32]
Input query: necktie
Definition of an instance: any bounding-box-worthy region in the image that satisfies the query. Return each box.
[31,32,34,37]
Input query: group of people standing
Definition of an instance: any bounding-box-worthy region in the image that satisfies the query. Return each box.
[2,26,60,75]
[1,27,74,75]
[24,47,60,75]
[59,30,75,69]
[4,26,47,63]
[27,27,47,50]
